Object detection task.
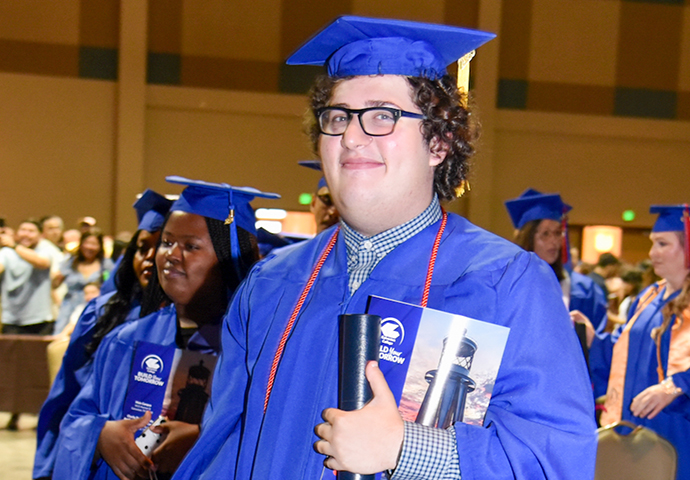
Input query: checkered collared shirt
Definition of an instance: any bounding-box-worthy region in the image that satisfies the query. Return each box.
[341,195,442,295]
[341,196,460,478]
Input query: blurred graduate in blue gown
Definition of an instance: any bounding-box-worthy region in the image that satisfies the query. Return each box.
[590,204,690,479]
[505,188,609,364]
[34,189,173,479]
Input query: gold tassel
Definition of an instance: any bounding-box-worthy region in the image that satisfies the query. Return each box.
[456,50,475,108]
[224,209,234,225]
[455,179,470,198]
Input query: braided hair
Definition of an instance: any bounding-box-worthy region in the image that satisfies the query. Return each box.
[86,230,150,355]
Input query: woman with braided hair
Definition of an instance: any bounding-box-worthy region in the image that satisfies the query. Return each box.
[52,177,277,480]
[588,204,690,480]
[35,189,172,480]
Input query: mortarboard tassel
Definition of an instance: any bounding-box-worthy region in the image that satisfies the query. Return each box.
[456,50,475,109]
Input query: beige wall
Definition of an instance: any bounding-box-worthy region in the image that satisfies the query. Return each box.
[0,0,688,266]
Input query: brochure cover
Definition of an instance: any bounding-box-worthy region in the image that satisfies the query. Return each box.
[367,296,510,428]
[123,342,218,429]
[122,341,177,423]
[320,297,511,479]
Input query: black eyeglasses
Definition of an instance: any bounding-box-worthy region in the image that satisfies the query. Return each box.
[316,107,425,136]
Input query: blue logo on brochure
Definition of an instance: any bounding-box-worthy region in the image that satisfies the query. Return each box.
[380,317,405,346]
[380,317,407,365]
[141,354,164,374]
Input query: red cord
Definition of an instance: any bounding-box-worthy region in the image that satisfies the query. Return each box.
[263,227,339,412]
[263,210,448,411]
[421,210,447,308]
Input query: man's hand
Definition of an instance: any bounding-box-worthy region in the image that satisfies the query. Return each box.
[0,233,15,249]
[150,420,200,473]
[97,411,154,480]
[630,383,681,419]
[314,361,403,474]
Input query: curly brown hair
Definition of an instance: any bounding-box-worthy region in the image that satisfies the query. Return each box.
[306,73,477,202]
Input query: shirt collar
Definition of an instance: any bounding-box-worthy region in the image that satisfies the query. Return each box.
[341,195,442,261]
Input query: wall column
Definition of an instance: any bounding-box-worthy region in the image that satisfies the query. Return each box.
[467,0,502,231]
[112,0,148,233]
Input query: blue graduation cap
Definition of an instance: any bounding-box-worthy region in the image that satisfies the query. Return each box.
[286,15,495,79]
[298,160,327,190]
[650,205,690,232]
[650,204,690,268]
[166,176,280,275]
[504,188,572,230]
[133,189,173,232]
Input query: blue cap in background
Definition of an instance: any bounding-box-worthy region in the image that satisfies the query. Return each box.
[298,160,327,190]
[650,205,689,232]
[505,188,572,230]
[133,189,174,232]
[286,15,495,79]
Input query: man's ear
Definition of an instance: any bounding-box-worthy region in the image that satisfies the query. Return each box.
[428,136,449,167]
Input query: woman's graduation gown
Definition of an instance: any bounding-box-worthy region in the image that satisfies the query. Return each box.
[590,283,690,479]
[52,305,220,480]
[34,292,141,479]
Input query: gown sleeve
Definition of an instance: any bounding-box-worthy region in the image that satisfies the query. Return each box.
[172,268,255,479]
[454,253,597,480]
[52,329,131,480]
[33,296,103,478]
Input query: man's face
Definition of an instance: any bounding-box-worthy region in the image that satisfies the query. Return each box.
[42,218,63,245]
[310,186,339,234]
[318,75,444,235]
[16,223,41,248]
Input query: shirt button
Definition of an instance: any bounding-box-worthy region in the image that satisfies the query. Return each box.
[352,280,361,290]
[363,240,373,251]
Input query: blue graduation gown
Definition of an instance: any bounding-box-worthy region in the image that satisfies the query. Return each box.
[589,284,690,479]
[570,271,608,333]
[34,291,142,479]
[173,214,597,480]
[52,305,221,480]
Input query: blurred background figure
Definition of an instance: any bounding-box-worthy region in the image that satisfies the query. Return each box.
[0,219,54,431]
[588,252,621,301]
[52,228,112,335]
[298,160,339,234]
[589,204,690,479]
[40,216,64,250]
[76,216,97,234]
[506,189,609,360]
[61,229,82,255]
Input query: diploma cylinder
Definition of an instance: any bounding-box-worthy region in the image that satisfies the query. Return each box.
[337,313,381,480]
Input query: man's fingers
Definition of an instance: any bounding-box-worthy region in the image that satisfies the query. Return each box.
[314,421,332,439]
[313,438,333,457]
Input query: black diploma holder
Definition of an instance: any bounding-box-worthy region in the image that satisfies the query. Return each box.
[337,313,381,480]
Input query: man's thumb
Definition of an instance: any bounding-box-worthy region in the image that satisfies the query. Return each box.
[365,361,395,404]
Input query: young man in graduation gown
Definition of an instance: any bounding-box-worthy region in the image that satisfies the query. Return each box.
[173,16,597,480]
